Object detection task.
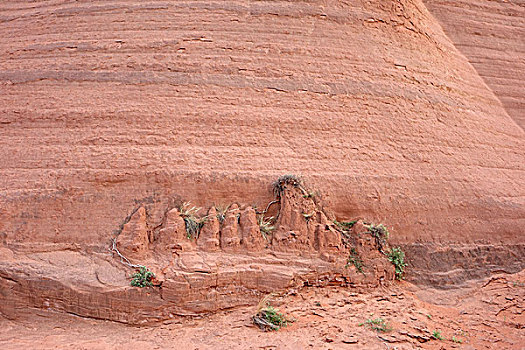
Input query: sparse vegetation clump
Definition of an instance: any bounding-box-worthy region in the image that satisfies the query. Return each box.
[214,204,230,224]
[365,223,390,254]
[272,174,303,197]
[451,336,463,344]
[432,330,444,340]
[130,266,155,287]
[346,247,364,274]
[258,214,275,240]
[253,297,291,331]
[359,318,392,332]
[334,219,357,231]
[387,247,406,280]
[179,202,207,239]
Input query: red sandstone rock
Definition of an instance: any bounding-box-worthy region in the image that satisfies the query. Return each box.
[239,207,265,251]
[220,204,241,251]
[116,207,149,259]
[156,208,185,245]
[424,0,525,129]
[0,0,524,327]
[197,207,221,251]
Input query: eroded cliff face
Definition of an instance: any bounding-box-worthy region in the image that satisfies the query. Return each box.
[425,0,525,129]
[0,183,397,324]
[0,0,524,319]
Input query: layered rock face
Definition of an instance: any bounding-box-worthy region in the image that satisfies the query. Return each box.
[0,0,524,313]
[425,0,525,129]
[0,184,396,324]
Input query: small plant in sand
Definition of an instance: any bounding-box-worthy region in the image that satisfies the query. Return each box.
[130,266,155,288]
[451,336,463,344]
[346,247,364,274]
[257,214,275,240]
[179,202,207,239]
[359,318,392,332]
[387,247,406,280]
[432,330,444,340]
[272,174,303,197]
[252,296,291,331]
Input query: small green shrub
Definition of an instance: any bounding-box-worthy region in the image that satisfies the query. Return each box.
[366,223,390,240]
[130,266,155,287]
[272,175,302,197]
[253,296,291,332]
[451,336,462,344]
[346,247,364,274]
[258,215,275,240]
[334,220,357,231]
[387,247,406,280]
[253,305,290,331]
[359,318,392,332]
[432,330,444,340]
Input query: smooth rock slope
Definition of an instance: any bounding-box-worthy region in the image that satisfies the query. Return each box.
[425,0,525,128]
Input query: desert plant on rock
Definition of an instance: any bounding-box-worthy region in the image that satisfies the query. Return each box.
[214,204,230,224]
[272,174,303,197]
[387,247,406,280]
[365,223,390,253]
[130,266,155,287]
[451,336,463,344]
[179,202,207,239]
[257,214,275,240]
[346,247,364,274]
[366,223,390,239]
[334,219,357,231]
[432,330,444,340]
[253,296,291,331]
[359,318,392,332]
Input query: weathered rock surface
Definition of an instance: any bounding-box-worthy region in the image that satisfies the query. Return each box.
[0,0,524,323]
[1,271,523,349]
[0,185,396,324]
[425,0,525,128]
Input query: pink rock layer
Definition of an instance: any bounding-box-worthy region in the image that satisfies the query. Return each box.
[0,0,523,294]
[424,0,525,129]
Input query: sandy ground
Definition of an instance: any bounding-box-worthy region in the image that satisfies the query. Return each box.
[1,271,523,350]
